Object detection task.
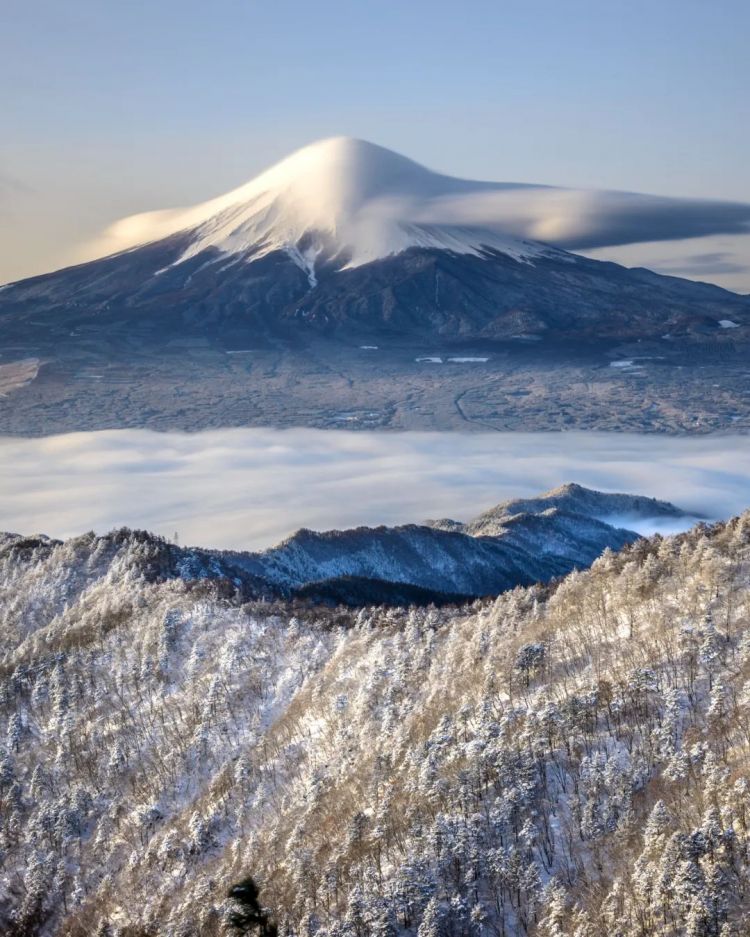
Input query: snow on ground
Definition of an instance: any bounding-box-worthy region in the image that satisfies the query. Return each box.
[3,516,750,935]
[608,359,646,374]
[0,357,41,396]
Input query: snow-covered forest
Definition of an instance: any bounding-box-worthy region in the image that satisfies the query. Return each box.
[1,515,750,936]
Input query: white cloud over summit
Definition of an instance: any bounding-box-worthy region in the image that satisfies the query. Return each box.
[85,138,750,284]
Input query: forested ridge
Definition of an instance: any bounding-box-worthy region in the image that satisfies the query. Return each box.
[0,514,749,936]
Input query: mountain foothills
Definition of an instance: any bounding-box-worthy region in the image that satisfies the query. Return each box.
[1,138,750,435]
[3,485,689,607]
[0,489,749,934]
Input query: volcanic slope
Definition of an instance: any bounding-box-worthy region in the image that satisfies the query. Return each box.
[2,138,750,434]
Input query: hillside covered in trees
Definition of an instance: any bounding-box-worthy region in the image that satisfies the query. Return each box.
[0,512,749,935]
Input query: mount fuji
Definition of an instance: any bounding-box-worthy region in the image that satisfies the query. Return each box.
[91,136,563,277]
[1,137,750,435]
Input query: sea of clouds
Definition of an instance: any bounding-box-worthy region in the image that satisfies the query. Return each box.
[1,428,749,551]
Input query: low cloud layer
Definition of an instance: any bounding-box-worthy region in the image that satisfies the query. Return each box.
[1,428,750,551]
[648,251,749,277]
[583,232,750,295]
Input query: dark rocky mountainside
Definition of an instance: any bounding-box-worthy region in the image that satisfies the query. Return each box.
[3,233,750,439]
[2,234,748,349]
[3,239,750,435]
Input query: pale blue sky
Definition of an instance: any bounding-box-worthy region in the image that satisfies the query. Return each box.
[2,0,749,286]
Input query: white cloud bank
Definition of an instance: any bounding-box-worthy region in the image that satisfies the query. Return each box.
[1,428,749,551]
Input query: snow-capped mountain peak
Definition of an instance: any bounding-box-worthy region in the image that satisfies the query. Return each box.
[97,136,560,280]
